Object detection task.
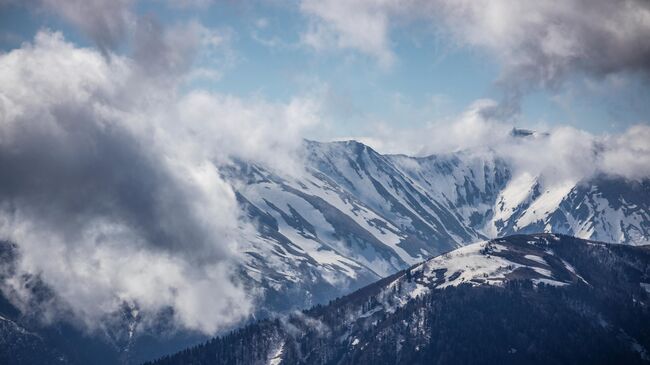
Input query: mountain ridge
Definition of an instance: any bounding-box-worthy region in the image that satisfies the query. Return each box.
[230,139,649,315]
[0,139,648,364]
[145,233,650,365]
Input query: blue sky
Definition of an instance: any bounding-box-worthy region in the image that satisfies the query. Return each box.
[1,0,649,141]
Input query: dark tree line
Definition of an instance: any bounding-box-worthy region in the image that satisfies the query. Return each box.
[145,236,650,365]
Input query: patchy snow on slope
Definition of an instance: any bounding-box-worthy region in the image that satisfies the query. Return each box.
[532,278,570,287]
[268,342,284,365]
[562,259,590,285]
[524,254,547,265]
[493,173,537,223]
[220,140,648,319]
[299,175,413,264]
[373,237,589,315]
[515,181,575,229]
[419,241,521,288]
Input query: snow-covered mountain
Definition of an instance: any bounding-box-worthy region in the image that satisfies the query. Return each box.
[0,139,647,364]
[226,139,649,313]
[147,234,650,365]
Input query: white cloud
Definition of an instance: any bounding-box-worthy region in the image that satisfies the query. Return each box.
[175,91,320,175]
[300,0,398,67]
[346,99,650,185]
[341,99,512,156]
[432,0,650,93]
[0,30,317,334]
[299,0,650,89]
[600,124,650,180]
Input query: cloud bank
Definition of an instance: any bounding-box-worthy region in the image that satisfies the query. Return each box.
[348,99,650,186]
[0,30,317,334]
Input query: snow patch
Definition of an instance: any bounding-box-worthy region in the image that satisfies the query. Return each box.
[524,254,547,266]
[268,342,284,365]
[532,278,569,287]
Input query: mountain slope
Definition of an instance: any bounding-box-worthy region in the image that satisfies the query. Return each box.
[228,140,649,315]
[147,234,650,365]
[225,140,509,313]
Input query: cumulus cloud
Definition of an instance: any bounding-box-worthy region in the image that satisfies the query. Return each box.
[0,30,317,334]
[432,0,650,104]
[177,91,319,175]
[299,0,650,107]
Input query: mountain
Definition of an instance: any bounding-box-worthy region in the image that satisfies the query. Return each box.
[146,234,650,365]
[227,140,511,313]
[0,139,648,363]
[228,139,649,314]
